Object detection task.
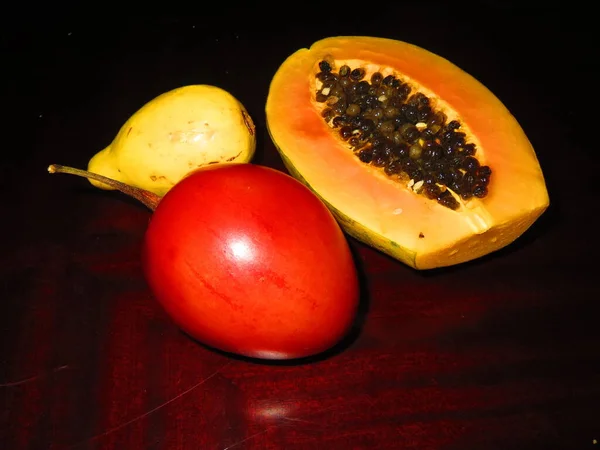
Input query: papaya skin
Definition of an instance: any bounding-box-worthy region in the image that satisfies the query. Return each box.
[89,85,256,196]
[266,36,550,270]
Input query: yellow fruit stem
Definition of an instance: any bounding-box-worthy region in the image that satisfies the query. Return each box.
[48,164,161,211]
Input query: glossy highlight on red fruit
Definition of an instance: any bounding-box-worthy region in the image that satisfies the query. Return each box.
[142,164,360,360]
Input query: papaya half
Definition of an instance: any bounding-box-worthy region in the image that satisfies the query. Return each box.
[265,36,549,270]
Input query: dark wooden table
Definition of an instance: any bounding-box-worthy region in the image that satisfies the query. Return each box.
[2,7,598,450]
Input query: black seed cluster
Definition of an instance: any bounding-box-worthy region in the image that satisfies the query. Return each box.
[315,60,492,210]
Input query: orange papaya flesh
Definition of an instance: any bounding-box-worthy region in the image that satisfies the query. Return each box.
[266,36,549,270]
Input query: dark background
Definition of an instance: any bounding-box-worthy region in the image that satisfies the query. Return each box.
[2,5,599,450]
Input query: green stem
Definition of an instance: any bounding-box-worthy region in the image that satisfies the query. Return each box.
[48,164,161,211]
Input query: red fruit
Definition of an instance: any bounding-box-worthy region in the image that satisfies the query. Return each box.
[142,164,359,359]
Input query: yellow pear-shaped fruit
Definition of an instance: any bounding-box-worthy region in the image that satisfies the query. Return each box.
[87,85,256,196]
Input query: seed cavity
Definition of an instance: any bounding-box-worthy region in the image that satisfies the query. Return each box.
[314,61,492,210]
